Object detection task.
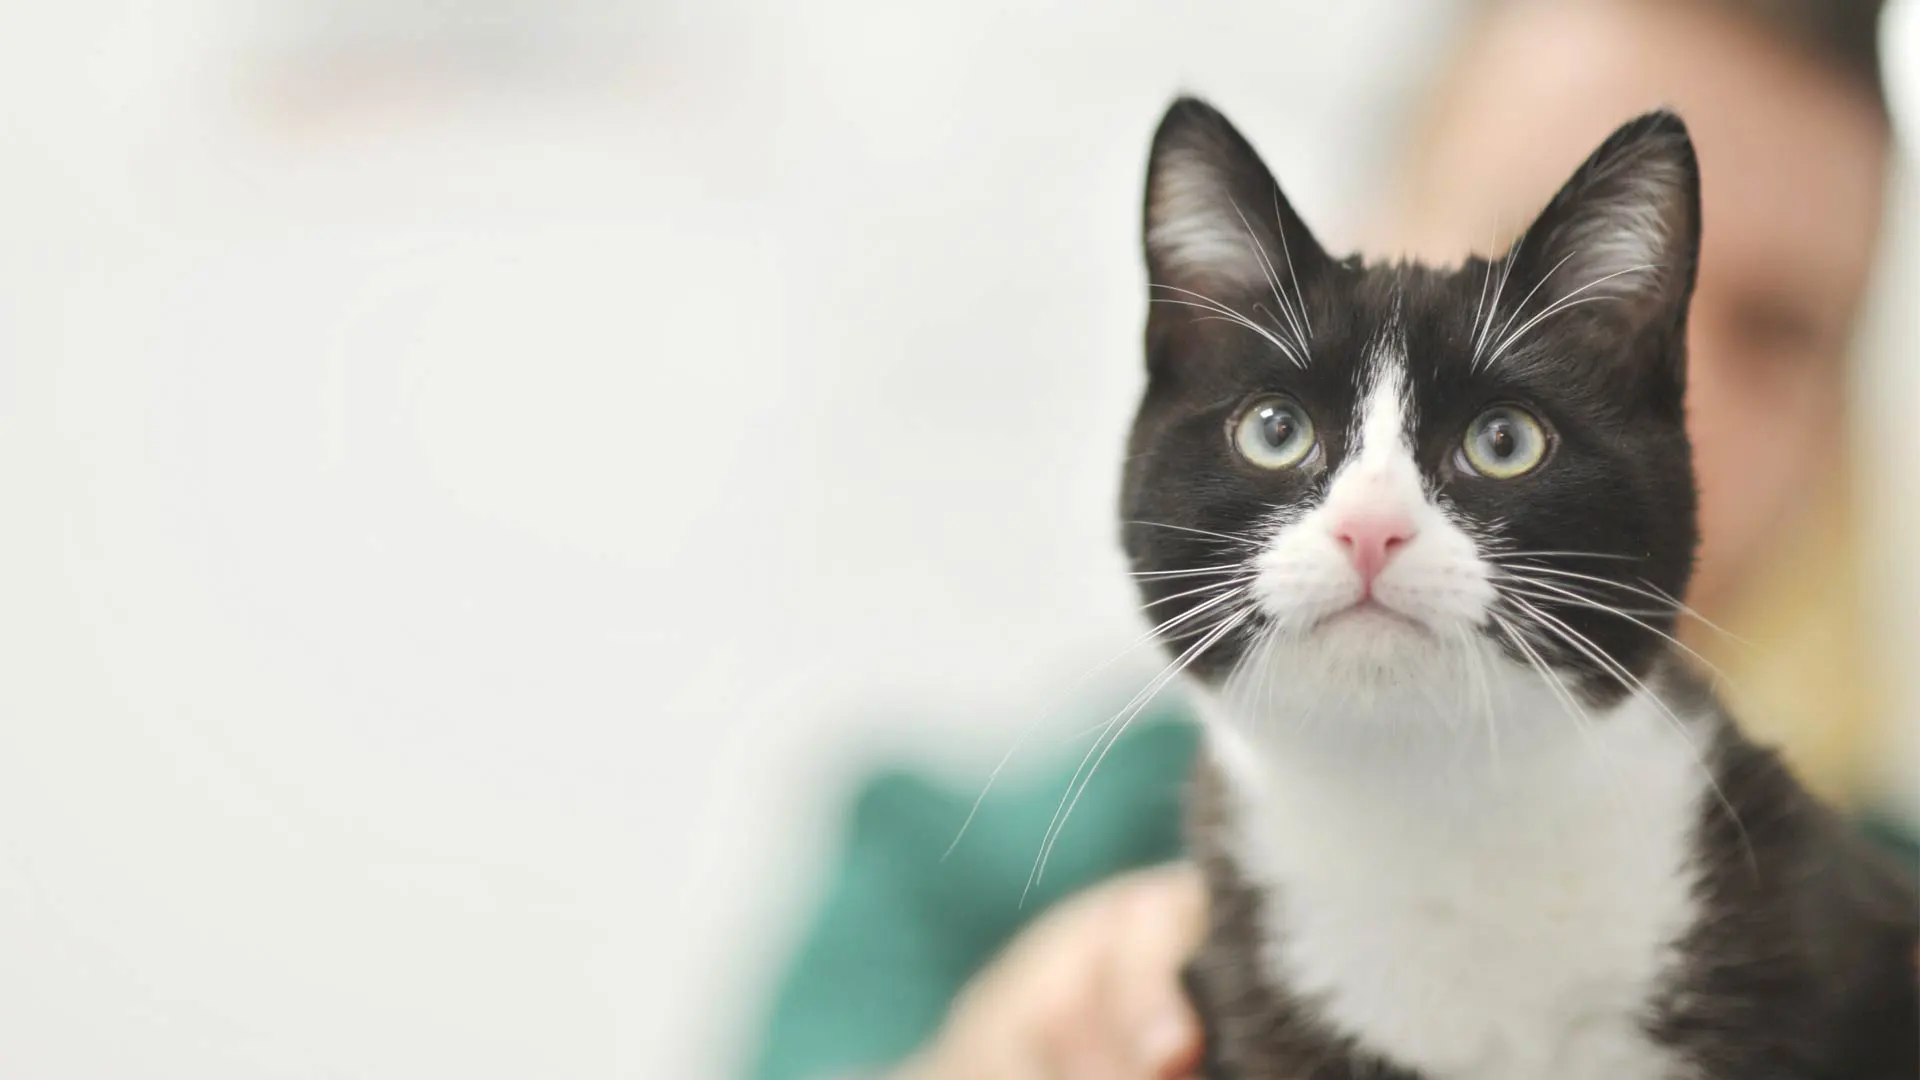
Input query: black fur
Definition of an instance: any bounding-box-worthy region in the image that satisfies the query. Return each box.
[1122,98,1920,1079]
[1653,676,1920,1080]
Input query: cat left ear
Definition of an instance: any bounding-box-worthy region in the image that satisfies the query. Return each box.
[1143,97,1331,305]
[1498,111,1702,377]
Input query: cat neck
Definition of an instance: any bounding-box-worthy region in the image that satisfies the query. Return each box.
[1187,656,1724,1079]
[1191,656,1723,868]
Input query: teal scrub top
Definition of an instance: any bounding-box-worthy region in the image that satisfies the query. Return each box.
[745,712,1198,1080]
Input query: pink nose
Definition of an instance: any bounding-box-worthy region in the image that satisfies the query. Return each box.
[1330,513,1417,587]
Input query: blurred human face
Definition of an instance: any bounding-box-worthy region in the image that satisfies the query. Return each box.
[1383,0,1888,616]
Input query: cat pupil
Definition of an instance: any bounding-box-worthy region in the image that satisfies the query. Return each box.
[1262,410,1294,447]
[1488,422,1516,458]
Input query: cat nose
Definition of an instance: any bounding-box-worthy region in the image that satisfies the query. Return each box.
[1330,513,1417,587]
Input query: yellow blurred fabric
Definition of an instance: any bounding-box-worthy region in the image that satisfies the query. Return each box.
[1700,477,1882,807]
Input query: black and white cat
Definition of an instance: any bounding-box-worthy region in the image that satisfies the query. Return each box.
[1124,98,1918,1080]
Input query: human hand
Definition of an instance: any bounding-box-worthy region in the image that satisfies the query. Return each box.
[894,863,1207,1080]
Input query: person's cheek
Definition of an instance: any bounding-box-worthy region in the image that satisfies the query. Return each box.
[1684,324,1845,613]
[1685,329,1754,611]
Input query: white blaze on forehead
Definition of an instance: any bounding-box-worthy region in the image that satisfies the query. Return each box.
[1318,322,1429,529]
[1344,322,1417,480]
[1352,365,1410,466]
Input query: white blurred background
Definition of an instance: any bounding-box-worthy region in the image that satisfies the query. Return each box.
[0,2,1911,1077]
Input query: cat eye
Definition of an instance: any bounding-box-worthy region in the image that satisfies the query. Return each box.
[1231,396,1317,470]
[1459,406,1549,480]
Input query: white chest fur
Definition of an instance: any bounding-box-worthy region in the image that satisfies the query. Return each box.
[1205,690,1710,1080]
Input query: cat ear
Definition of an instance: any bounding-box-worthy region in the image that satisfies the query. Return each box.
[1499,111,1702,374]
[1143,97,1331,304]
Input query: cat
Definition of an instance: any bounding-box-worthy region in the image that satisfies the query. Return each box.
[1122,97,1919,1080]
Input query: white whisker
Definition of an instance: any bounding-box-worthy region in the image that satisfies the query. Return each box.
[1478,249,1580,372]
[1140,575,1258,611]
[942,579,1251,862]
[1124,520,1265,550]
[1453,624,1499,780]
[1473,226,1524,365]
[1272,189,1314,349]
[1026,607,1253,900]
[1230,200,1310,364]
[1149,287,1305,367]
[1485,550,1644,563]
[1469,246,1495,361]
[1495,577,1732,683]
[1127,564,1248,580]
[1017,583,1253,859]
[1485,264,1656,367]
[1500,593,1757,879]
[1500,564,1745,646]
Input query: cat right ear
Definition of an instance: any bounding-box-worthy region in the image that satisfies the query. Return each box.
[1143,97,1331,316]
[1495,110,1702,388]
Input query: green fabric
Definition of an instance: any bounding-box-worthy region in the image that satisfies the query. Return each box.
[1857,810,1920,875]
[744,710,1200,1080]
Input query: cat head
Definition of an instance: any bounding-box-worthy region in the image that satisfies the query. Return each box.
[1122,97,1702,722]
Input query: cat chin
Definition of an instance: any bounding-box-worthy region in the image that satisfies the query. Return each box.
[1261,600,1452,666]
[1311,600,1429,636]
[1215,611,1502,725]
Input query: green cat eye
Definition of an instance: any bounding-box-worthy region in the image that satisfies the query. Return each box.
[1460,406,1549,479]
[1231,396,1317,470]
